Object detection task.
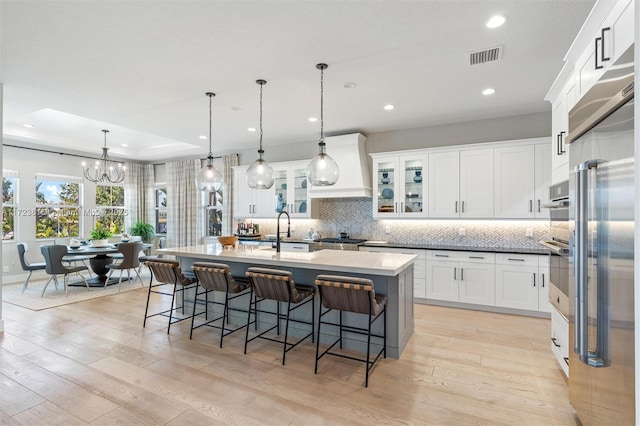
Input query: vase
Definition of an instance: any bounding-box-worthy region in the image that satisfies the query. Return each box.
[91,239,109,247]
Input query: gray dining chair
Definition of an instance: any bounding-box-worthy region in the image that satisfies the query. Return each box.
[106,241,144,291]
[54,238,93,278]
[40,244,90,297]
[17,242,46,293]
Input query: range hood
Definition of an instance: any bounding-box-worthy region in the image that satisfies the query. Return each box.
[308,133,372,198]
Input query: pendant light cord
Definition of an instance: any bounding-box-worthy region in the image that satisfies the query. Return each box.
[259,81,264,153]
[320,65,324,141]
[206,92,215,163]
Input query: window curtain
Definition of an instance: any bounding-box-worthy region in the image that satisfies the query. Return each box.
[166,159,202,247]
[124,162,155,232]
[222,154,238,236]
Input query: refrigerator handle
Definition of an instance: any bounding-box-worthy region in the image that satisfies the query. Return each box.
[574,159,604,366]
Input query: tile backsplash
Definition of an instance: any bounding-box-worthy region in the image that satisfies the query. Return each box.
[250,198,549,249]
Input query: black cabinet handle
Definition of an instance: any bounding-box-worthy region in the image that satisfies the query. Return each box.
[595,36,603,70]
[507,258,525,262]
[601,27,611,62]
[532,272,536,287]
[435,254,449,258]
[557,134,561,156]
[559,131,566,154]
[541,273,545,288]
[551,337,561,348]
[564,357,569,365]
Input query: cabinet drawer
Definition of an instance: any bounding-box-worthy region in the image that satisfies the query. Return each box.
[495,253,539,266]
[428,250,494,263]
[279,242,310,252]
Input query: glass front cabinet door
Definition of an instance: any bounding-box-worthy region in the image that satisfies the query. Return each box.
[372,153,427,218]
[272,162,312,218]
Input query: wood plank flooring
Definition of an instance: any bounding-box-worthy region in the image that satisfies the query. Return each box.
[0,287,577,425]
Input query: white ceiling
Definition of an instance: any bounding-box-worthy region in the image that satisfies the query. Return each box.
[1,0,595,162]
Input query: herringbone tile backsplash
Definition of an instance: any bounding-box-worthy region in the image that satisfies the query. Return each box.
[251,198,549,249]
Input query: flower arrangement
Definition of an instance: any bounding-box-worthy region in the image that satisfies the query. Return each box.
[90,224,113,240]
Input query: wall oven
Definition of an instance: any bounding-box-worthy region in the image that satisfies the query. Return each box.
[539,180,570,316]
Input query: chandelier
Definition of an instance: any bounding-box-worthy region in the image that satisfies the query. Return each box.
[246,79,274,189]
[196,92,223,191]
[307,63,339,186]
[83,129,125,183]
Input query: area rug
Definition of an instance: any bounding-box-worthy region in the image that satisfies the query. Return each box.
[2,270,151,311]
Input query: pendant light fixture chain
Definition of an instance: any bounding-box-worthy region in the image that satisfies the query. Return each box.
[257,79,266,153]
[316,63,328,145]
[206,92,215,163]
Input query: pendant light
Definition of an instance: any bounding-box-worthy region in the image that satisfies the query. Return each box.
[307,63,339,186]
[82,130,125,183]
[246,79,274,189]
[196,92,223,192]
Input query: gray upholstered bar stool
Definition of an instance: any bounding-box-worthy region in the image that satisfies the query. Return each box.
[143,259,198,333]
[314,275,387,387]
[244,267,315,365]
[190,262,251,347]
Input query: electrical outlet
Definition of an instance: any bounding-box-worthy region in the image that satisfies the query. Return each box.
[2,266,8,273]
[458,228,465,237]
[385,225,391,234]
[526,228,533,238]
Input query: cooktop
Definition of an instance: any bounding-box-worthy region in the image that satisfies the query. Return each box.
[316,238,367,244]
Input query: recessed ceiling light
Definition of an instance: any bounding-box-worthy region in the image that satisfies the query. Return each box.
[22,123,35,128]
[308,117,318,122]
[121,143,128,147]
[248,127,256,132]
[482,88,496,95]
[343,82,357,89]
[384,104,395,111]
[486,15,506,28]
[199,135,207,139]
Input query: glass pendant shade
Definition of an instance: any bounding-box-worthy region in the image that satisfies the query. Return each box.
[247,150,274,189]
[246,79,274,189]
[196,92,223,191]
[307,141,339,186]
[196,158,223,191]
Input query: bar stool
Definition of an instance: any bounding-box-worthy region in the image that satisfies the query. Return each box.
[244,267,315,365]
[190,262,251,347]
[143,259,198,333]
[314,275,387,387]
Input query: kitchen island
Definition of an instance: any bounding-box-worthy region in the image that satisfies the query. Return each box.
[159,244,417,358]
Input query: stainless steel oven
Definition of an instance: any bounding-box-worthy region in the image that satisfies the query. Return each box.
[540,180,570,316]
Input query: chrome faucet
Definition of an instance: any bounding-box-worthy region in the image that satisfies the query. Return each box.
[276,210,291,253]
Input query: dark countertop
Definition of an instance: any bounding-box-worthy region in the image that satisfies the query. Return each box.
[361,242,551,255]
[239,238,551,255]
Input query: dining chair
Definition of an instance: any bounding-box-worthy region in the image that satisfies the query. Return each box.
[54,237,93,277]
[105,241,144,291]
[17,242,46,293]
[40,244,90,297]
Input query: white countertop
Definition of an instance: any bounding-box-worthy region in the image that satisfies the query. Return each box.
[159,245,417,276]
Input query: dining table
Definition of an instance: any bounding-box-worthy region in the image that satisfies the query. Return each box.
[65,243,152,287]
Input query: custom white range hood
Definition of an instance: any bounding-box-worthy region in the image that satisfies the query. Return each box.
[308,133,372,198]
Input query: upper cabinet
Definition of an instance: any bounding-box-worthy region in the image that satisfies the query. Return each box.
[372,153,427,218]
[575,0,634,100]
[233,161,318,219]
[272,162,318,218]
[428,147,493,218]
[546,0,634,185]
[494,140,550,219]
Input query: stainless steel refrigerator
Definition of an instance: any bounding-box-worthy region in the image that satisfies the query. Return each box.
[567,44,635,426]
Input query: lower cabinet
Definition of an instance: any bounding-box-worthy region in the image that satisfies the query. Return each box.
[495,253,549,312]
[426,251,495,306]
[550,305,569,377]
[361,247,426,298]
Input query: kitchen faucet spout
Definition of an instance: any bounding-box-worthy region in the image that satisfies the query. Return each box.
[276,210,291,253]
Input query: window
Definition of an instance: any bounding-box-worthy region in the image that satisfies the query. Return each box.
[95,184,126,234]
[205,189,223,236]
[35,174,82,238]
[2,171,18,240]
[155,186,167,234]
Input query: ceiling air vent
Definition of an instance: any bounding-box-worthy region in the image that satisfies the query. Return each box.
[469,45,504,66]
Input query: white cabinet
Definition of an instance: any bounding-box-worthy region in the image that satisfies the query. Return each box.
[550,305,569,377]
[279,242,310,253]
[272,161,317,218]
[576,0,634,100]
[362,246,426,299]
[371,153,427,218]
[495,253,549,312]
[426,251,495,306]
[233,166,276,218]
[550,79,571,184]
[494,141,550,219]
[428,147,493,218]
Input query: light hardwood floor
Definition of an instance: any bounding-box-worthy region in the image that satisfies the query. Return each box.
[0,286,577,425]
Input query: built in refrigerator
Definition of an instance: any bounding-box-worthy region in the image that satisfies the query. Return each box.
[567,44,634,425]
